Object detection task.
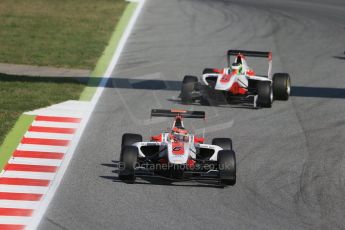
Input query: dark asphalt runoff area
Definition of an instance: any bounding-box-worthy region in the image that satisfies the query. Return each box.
[39,0,345,229]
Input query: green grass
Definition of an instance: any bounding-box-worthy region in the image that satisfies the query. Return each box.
[0,0,127,69]
[0,73,85,144]
[0,0,133,151]
[0,114,34,170]
[79,2,137,101]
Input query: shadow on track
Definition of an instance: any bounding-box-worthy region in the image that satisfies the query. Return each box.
[111,78,345,100]
[333,56,345,60]
[333,52,345,60]
[110,78,181,91]
[0,73,180,90]
[3,73,344,99]
[291,86,345,99]
[167,98,257,109]
[100,161,225,188]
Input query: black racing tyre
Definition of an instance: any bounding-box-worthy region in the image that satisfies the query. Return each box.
[181,75,198,104]
[218,150,236,186]
[257,81,273,108]
[200,96,211,106]
[202,68,217,74]
[212,138,233,150]
[200,90,218,106]
[119,146,138,181]
[272,73,291,100]
[199,86,220,106]
[121,133,142,148]
[200,95,220,106]
[182,75,198,84]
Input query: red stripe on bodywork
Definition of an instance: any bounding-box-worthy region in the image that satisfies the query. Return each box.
[28,126,76,134]
[213,68,223,73]
[151,134,162,142]
[13,150,64,159]
[21,138,69,146]
[0,178,50,187]
[220,70,237,83]
[5,164,58,173]
[0,192,42,201]
[229,82,247,95]
[0,224,25,230]
[246,70,256,76]
[35,116,81,123]
[0,208,33,216]
[194,136,204,144]
[187,159,196,169]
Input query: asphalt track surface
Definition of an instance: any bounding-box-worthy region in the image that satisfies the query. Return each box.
[39,0,345,229]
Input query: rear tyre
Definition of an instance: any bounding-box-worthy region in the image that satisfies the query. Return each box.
[272,73,291,100]
[218,150,236,186]
[257,81,273,108]
[121,133,142,148]
[200,96,210,106]
[212,138,233,150]
[119,146,138,182]
[181,75,198,104]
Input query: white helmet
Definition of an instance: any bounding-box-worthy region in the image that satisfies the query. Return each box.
[231,63,242,73]
[231,62,241,69]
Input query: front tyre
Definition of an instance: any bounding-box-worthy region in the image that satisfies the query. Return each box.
[273,73,291,100]
[121,133,142,148]
[212,138,233,150]
[199,86,220,106]
[257,81,273,108]
[181,75,198,104]
[119,146,138,182]
[218,150,236,186]
[202,68,217,74]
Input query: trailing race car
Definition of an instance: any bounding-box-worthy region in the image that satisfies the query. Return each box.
[119,109,236,186]
[180,50,291,108]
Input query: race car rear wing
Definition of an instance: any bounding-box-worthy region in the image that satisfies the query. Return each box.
[227,49,273,78]
[151,109,205,119]
[227,50,271,59]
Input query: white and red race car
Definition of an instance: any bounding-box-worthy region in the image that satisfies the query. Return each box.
[180,50,291,108]
[119,109,236,186]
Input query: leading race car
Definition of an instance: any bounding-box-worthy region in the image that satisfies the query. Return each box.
[180,50,291,108]
[118,109,236,186]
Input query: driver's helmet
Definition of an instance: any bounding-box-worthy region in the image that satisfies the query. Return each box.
[170,127,189,142]
[231,62,243,74]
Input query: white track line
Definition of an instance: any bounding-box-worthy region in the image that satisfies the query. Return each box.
[17,144,68,153]
[24,132,74,140]
[1,171,56,180]
[8,158,62,167]
[31,121,80,129]
[0,216,32,225]
[26,1,147,229]
[0,200,40,209]
[0,185,47,194]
